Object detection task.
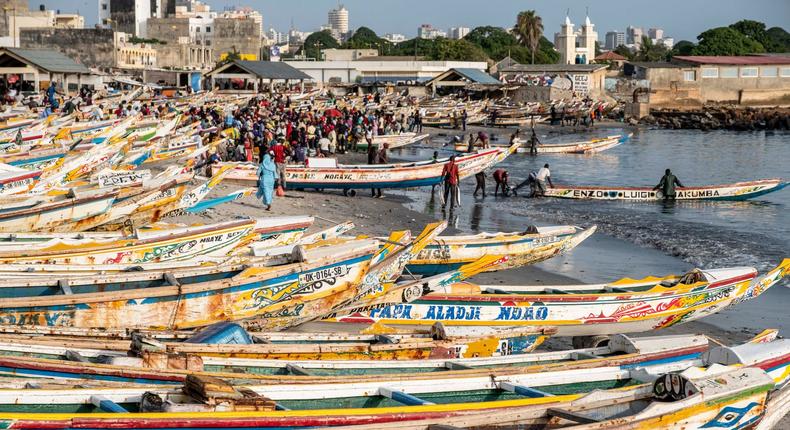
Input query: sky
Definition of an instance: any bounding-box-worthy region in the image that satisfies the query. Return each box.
[31,0,790,42]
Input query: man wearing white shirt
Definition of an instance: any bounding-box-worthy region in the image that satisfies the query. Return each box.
[535,163,553,196]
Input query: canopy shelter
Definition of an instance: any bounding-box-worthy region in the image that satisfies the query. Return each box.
[0,48,91,96]
[205,61,312,93]
[425,68,502,95]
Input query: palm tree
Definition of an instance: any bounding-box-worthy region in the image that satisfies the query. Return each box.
[514,10,543,64]
[220,48,242,66]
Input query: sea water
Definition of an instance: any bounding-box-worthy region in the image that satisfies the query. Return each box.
[392,128,790,333]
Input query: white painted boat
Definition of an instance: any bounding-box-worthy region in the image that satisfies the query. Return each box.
[544,179,788,201]
[215,141,519,190]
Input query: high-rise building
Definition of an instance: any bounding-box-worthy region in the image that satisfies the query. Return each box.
[98,0,152,37]
[328,4,348,40]
[604,30,625,50]
[449,27,470,40]
[418,24,446,40]
[626,25,643,45]
[554,14,597,64]
[648,27,664,41]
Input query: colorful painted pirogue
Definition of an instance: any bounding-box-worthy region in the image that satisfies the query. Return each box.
[0,334,785,429]
[215,140,519,190]
[401,225,595,276]
[330,259,790,338]
[455,134,631,154]
[0,217,313,265]
[0,330,707,376]
[356,132,430,150]
[0,223,447,330]
[544,178,788,201]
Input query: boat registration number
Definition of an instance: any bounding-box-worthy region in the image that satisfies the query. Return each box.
[300,266,350,284]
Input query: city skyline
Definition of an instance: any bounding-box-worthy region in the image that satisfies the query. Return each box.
[30,0,789,42]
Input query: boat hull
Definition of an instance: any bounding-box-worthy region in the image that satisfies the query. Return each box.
[331,260,790,337]
[215,143,516,190]
[545,179,788,201]
[405,226,594,276]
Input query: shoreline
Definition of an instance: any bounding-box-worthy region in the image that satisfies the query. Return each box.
[171,121,782,342]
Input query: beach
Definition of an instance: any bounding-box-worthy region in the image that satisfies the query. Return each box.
[171,121,788,346]
[163,122,789,427]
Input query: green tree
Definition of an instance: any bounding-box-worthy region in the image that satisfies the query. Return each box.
[634,35,670,61]
[766,27,790,52]
[693,27,765,55]
[218,49,241,66]
[464,26,518,60]
[671,40,696,56]
[613,45,633,60]
[344,26,390,51]
[730,20,773,51]
[513,10,543,64]
[430,38,488,61]
[299,30,340,59]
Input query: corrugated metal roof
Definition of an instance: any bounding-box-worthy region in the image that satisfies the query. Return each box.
[673,55,790,66]
[2,48,90,74]
[229,61,312,80]
[452,68,502,85]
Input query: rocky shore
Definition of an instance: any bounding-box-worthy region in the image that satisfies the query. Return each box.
[640,106,790,131]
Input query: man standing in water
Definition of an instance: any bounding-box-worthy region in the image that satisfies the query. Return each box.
[653,169,684,200]
[527,128,540,155]
[534,164,553,196]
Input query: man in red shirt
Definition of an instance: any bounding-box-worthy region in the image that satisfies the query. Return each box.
[441,155,460,210]
[271,140,289,190]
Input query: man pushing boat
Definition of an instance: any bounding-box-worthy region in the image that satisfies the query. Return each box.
[654,169,684,200]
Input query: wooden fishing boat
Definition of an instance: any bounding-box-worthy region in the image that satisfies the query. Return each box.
[0,216,313,265]
[0,146,67,170]
[544,178,788,201]
[0,164,40,195]
[0,335,784,428]
[402,225,595,276]
[0,189,119,232]
[521,133,630,154]
[330,259,790,340]
[215,140,519,190]
[0,223,445,330]
[454,134,630,154]
[0,330,706,376]
[0,238,376,329]
[355,133,430,150]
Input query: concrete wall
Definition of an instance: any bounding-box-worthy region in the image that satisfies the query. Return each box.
[153,42,211,69]
[19,28,115,69]
[644,65,790,107]
[146,17,190,40]
[509,86,573,103]
[212,17,261,62]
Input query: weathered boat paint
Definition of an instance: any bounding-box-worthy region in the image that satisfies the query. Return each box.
[0,217,313,265]
[404,226,595,276]
[214,140,519,190]
[545,179,788,201]
[0,339,785,428]
[330,260,790,337]
[0,239,378,329]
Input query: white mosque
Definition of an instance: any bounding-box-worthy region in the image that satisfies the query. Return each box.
[554,14,598,65]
